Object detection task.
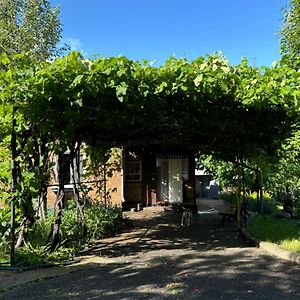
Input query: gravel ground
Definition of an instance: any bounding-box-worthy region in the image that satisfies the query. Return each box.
[0,206,300,299]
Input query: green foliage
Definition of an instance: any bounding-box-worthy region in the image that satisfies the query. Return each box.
[59,200,125,246]
[245,191,275,213]
[291,188,300,216]
[0,207,12,251]
[84,203,125,240]
[197,155,237,188]
[85,147,122,202]
[248,215,300,253]
[26,215,53,247]
[0,0,62,61]
[220,191,275,213]
[15,244,75,267]
[27,200,126,249]
[265,129,300,215]
[2,201,127,266]
[280,239,300,254]
[1,50,300,264]
[0,250,9,264]
[6,51,294,160]
[280,0,300,60]
[0,206,23,252]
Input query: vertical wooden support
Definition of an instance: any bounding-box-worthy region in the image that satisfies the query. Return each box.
[256,164,259,212]
[241,160,247,227]
[10,108,17,266]
[259,169,264,214]
[103,163,107,208]
[236,164,241,229]
[192,153,196,207]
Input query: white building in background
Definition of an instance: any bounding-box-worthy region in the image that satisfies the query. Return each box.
[195,169,219,199]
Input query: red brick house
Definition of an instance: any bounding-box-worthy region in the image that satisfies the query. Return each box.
[47,147,196,210]
[123,148,196,209]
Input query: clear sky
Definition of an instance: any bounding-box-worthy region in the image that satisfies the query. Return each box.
[50,0,289,67]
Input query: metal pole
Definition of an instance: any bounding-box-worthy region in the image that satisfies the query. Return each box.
[10,108,17,266]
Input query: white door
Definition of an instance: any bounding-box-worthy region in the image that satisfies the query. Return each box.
[157,158,183,203]
[159,159,169,201]
[168,159,183,203]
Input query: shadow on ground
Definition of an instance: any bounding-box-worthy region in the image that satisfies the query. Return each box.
[1,207,300,299]
[84,209,244,258]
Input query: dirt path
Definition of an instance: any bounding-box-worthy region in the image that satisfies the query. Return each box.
[1,206,300,299]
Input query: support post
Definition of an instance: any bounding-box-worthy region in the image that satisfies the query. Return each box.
[241,158,247,227]
[236,164,241,229]
[259,169,264,214]
[10,109,17,266]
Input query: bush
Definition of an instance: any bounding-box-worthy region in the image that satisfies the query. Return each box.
[84,203,125,240]
[0,207,14,253]
[15,244,75,267]
[26,216,53,248]
[58,201,126,247]
[27,200,126,250]
[220,191,275,213]
[1,201,127,266]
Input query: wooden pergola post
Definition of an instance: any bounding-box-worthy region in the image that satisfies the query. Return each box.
[10,108,17,266]
[236,163,241,229]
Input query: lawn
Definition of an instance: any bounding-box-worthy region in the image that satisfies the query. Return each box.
[248,215,300,254]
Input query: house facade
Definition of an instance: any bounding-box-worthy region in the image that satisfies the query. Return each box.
[47,148,196,210]
[123,149,196,209]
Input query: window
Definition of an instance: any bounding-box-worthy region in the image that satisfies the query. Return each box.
[125,161,141,181]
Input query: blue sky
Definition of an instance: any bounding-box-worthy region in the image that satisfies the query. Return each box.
[51,0,289,67]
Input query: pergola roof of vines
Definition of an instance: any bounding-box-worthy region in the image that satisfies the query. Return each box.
[1,51,299,161]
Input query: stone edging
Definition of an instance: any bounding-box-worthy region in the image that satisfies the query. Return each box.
[239,227,300,265]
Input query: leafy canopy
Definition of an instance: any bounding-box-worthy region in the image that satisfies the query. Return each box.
[0,51,297,163]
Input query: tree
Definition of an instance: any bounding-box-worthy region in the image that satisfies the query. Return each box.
[280,0,300,59]
[0,0,62,253]
[0,0,62,61]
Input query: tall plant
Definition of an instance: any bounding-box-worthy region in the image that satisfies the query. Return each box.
[0,0,62,61]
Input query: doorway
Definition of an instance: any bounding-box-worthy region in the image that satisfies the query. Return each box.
[157,158,188,203]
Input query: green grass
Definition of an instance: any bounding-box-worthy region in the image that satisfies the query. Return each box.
[0,251,9,264]
[280,239,300,253]
[14,245,75,267]
[248,215,300,253]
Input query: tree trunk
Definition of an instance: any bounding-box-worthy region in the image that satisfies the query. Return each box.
[47,153,65,252]
[70,143,86,235]
[15,217,34,248]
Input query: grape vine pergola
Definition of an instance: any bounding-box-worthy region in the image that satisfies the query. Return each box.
[1,51,299,265]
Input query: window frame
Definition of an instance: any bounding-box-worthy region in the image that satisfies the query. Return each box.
[125,160,142,182]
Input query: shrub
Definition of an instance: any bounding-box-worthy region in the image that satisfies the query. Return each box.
[220,191,275,213]
[15,244,75,267]
[84,203,125,240]
[0,207,11,253]
[0,200,127,266]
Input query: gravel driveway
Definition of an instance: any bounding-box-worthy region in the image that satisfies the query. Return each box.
[1,206,299,299]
